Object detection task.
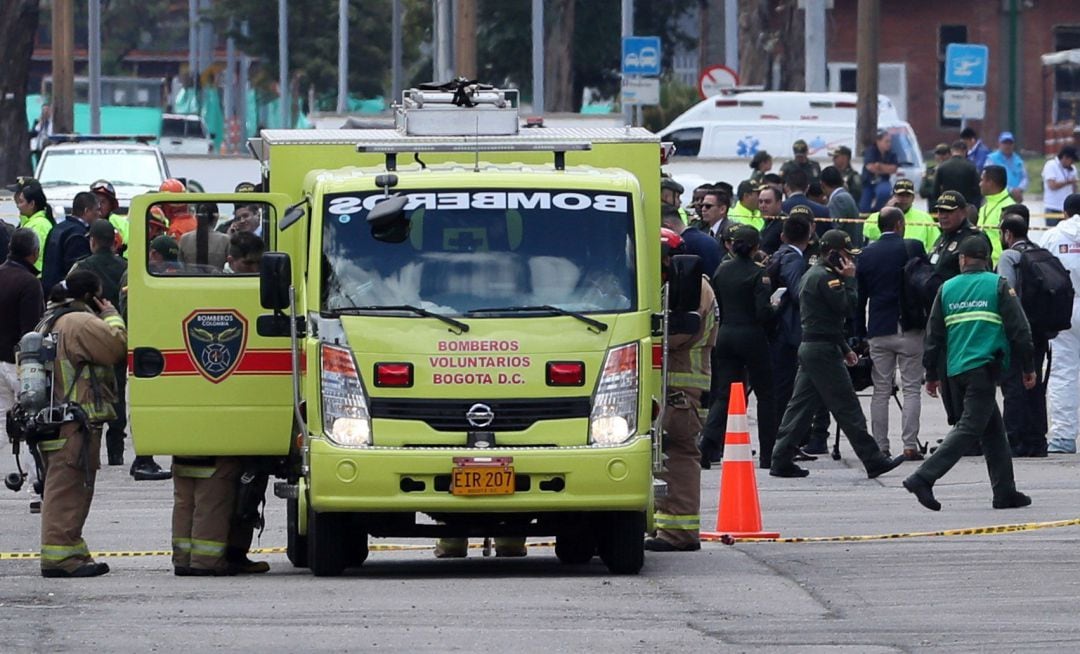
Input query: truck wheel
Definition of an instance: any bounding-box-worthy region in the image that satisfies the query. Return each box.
[597,511,645,575]
[555,532,596,565]
[286,497,308,568]
[347,517,370,567]
[308,504,348,577]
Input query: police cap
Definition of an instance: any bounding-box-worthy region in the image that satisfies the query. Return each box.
[820,228,861,255]
[934,190,967,212]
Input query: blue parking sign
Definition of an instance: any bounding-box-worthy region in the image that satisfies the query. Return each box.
[622,36,661,76]
[945,44,989,88]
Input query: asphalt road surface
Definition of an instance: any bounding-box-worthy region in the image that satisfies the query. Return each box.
[4,392,1080,652]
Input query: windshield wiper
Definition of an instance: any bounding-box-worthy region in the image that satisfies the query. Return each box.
[468,305,609,332]
[330,304,469,333]
[39,180,80,187]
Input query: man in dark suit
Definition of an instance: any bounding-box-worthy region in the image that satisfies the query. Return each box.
[782,168,830,238]
[41,191,101,296]
[933,140,982,211]
[822,165,862,246]
[856,206,927,460]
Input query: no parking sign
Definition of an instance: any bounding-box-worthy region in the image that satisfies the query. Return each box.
[698,65,740,100]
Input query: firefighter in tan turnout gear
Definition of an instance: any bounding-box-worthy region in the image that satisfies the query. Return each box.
[646,228,719,552]
[36,270,127,578]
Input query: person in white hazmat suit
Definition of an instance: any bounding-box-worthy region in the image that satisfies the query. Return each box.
[1039,194,1080,453]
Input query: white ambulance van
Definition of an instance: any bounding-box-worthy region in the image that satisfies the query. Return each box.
[657,91,925,190]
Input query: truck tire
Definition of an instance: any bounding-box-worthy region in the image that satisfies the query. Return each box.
[308,504,348,577]
[555,532,596,565]
[347,518,370,567]
[286,497,308,568]
[597,511,645,575]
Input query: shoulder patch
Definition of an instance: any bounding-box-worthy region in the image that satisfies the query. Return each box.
[948,241,958,252]
[827,279,842,288]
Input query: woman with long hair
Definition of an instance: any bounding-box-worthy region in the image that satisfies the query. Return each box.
[698,224,778,469]
[14,180,54,270]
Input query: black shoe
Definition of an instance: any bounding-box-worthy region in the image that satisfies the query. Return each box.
[769,463,809,478]
[174,566,195,576]
[41,562,110,578]
[227,557,271,574]
[866,454,905,479]
[993,491,1032,509]
[699,440,723,469]
[644,537,701,552]
[793,448,818,462]
[182,566,235,577]
[107,453,124,466]
[130,458,172,481]
[802,439,829,455]
[903,474,941,511]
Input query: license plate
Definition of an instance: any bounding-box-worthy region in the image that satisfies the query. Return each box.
[451,457,515,496]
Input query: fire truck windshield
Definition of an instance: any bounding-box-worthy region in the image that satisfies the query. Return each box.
[320,189,636,317]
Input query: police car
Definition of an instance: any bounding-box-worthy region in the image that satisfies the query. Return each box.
[34,137,170,214]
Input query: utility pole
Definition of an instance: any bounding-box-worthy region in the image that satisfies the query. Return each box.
[279,0,289,128]
[531,0,544,115]
[433,0,453,82]
[337,0,348,113]
[225,24,236,152]
[51,0,74,133]
[454,0,476,79]
[621,0,633,126]
[188,0,198,102]
[724,0,737,72]
[855,0,879,148]
[391,0,403,100]
[88,0,102,134]
[239,21,251,141]
[804,0,826,92]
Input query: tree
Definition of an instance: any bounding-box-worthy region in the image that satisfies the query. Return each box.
[544,0,575,111]
[0,0,40,182]
[737,0,804,90]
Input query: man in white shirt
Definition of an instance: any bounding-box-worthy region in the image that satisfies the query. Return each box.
[1039,193,1080,453]
[1041,146,1078,227]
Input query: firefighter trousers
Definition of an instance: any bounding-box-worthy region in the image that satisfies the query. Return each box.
[654,405,702,548]
[40,424,101,573]
[172,457,241,572]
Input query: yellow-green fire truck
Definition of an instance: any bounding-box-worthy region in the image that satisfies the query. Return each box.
[128,86,696,576]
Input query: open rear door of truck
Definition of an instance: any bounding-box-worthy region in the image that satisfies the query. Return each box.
[126,192,296,456]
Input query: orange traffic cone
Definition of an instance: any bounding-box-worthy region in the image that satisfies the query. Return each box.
[700,382,780,541]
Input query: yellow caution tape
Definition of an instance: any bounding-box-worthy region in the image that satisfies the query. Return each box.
[0,541,559,560]
[5,518,1075,560]
[701,517,1080,544]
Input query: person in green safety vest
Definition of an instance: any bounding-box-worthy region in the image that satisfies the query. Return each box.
[863,179,939,251]
[729,180,763,230]
[902,235,1035,511]
[14,180,55,272]
[976,165,1011,263]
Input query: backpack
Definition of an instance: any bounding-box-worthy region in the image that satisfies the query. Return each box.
[1015,242,1074,338]
[899,241,942,330]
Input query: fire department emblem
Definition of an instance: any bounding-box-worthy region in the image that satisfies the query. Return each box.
[182,310,248,383]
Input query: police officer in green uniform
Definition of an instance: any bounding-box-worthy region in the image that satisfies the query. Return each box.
[929,191,993,282]
[928,190,996,457]
[700,225,777,469]
[770,230,906,478]
[902,236,1034,511]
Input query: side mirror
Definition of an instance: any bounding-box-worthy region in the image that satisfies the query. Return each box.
[280,199,308,231]
[367,194,410,243]
[260,252,292,311]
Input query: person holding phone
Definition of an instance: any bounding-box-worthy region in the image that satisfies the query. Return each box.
[770,230,906,479]
[36,270,127,577]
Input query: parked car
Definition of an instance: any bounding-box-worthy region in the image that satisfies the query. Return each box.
[158,113,215,155]
[658,91,925,190]
[35,139,170,214]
